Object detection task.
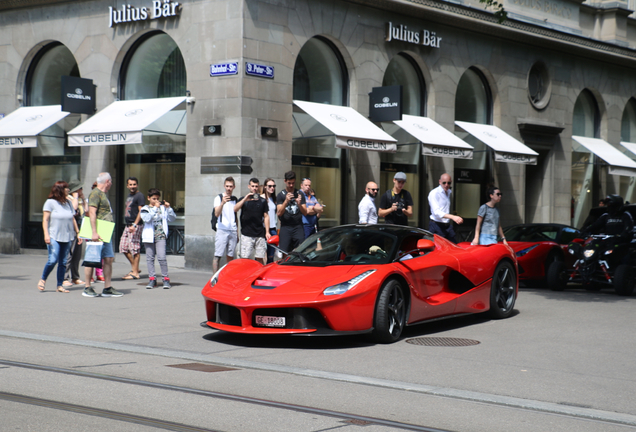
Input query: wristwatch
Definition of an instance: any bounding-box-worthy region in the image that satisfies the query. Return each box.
[132,223,137,227]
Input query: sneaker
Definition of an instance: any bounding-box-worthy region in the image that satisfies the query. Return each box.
[101,287,123,297]
[82,287,100,297]
[146,279,156,289]
[163,279,171,289]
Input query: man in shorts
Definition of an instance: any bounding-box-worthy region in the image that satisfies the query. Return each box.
[213,177,238,272]
[119,177,144,279]
[234,178,270,264]
[83,172,123,298]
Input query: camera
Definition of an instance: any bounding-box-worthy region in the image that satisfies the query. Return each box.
[293,190,299,199]
[395,198,405,213]
[160,200,165,205]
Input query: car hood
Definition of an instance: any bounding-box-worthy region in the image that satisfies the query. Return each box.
[216,262,370,296]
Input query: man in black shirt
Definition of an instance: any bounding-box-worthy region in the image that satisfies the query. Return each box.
[276,171,308,253]
[120,177,145,279]
[378,172,413,226]
[234,178,270,264]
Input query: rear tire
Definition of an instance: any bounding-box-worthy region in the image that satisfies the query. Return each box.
[489,261,517,319]
[372,279,407,343]
[547,261,567,291]
[614,264,635,296]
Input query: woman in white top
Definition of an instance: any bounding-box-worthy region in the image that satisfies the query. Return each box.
[39,181,81,293]
[261,177,278,263]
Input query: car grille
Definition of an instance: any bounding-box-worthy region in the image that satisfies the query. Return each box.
[216,303,241,326]
[252,308,328,330]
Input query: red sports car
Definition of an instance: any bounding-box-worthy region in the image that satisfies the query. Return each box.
[459,224,583,282]
[202,225,518,343]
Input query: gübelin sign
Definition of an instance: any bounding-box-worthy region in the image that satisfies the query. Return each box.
[109,0,181,28]
[385,22,442,48]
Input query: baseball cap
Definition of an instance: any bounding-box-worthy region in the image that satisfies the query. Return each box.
[394,172,407,181]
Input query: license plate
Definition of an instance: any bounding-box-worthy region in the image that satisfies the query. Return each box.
[255,315,286,327]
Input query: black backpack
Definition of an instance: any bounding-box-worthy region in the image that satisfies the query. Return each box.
[211,194,237,231]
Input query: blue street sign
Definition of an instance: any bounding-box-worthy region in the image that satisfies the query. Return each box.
[210,63,238,77]
[245,62,274,79]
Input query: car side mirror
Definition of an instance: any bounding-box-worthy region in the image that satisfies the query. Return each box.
[267,235,279,246]
[417,239,435,251]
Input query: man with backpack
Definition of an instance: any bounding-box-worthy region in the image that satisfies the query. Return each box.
[212,177,238,272]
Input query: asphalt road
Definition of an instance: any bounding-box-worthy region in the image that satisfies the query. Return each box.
[1,252,636,432]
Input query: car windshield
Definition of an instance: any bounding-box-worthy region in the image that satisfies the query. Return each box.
[280,227,398,266]
[504,225,559,242]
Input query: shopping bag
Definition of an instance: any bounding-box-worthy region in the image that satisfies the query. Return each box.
[82,241,103,268]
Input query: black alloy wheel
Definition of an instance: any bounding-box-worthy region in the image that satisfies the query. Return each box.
[372,279,407,343]
[547,261,567,291]
[614,264,635,296]
[489,261,517,319]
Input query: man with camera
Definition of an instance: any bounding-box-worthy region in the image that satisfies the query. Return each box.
[213,177,238,272]
[379,172,413,226]
[276,171,308,253]
[234,178,271,264]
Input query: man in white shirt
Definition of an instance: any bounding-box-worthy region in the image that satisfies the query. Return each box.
[358,181,379,224]
[213,177,238,272]
[428,173,463,242]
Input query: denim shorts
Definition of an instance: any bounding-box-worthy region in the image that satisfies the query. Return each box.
[479,233,498,245]
[101,240,115,258]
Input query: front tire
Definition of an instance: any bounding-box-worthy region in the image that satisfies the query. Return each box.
[614,264,635,296]
[489,261,517,319]
[372,279,407,343]
[547,261,567,291]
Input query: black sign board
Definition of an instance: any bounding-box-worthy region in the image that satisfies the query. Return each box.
[454,168,487,183]
[292,155,340,169]
[126,153,186,164]
[61,76,96,115]
[369,85,402,122]
[380,162,417,174]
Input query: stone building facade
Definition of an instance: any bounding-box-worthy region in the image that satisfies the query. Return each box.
[2,0,636,270]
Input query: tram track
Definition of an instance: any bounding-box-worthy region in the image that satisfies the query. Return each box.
[0,359,451,432]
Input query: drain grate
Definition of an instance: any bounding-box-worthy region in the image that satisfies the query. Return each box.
[406,337,480,347]
[167,363,237,373]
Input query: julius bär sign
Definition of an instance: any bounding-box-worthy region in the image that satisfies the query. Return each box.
[385,22,442,48]
[109,0,180,28]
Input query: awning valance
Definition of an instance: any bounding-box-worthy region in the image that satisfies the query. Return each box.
[572,136,636,176]
[455,121,539,165]
[393,115,473,159]
[293,100,397,152]
[68,97,187,146]
[0,105,70,148]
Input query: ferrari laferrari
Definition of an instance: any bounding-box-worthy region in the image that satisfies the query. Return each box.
[202,225,518,343]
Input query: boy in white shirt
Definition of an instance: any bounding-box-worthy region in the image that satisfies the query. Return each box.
[140,188,176,289]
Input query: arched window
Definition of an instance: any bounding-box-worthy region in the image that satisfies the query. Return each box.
[25,43,81,233]
[292,37,347,227]
[380,53,425,226]
[571,89,601,227]
[454,67,492,221]
[620,98,636,204]
[120,32,187,228]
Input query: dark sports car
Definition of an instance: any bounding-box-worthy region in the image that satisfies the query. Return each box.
[202,224,518,343]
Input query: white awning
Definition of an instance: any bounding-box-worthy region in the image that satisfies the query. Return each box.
[620,141,636,160]
[293,100,397,152]
[393,115,473,159]
[0,105,70,148]
[68,97,187,146]
[572,136,636,176]
[455,121,539,165]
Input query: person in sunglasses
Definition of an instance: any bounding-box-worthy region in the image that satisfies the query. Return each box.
[379,172,413,226]
[428,173,463,242]
[261,178,278,263]
[471,186,507,246]
[358,181,379,224]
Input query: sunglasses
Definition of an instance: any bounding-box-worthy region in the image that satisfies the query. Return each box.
[442,181,452,185]
[496,193,502,196]
[369,188,379,192]
[302,177,311,181]
[267,184,276,188]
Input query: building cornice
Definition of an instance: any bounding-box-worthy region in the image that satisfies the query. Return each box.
[0,0,73,11]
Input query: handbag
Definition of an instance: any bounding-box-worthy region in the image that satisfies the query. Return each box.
[82,241,103,268]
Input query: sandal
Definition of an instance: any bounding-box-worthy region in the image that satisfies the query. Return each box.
[62,280,73,287]
[38,280,46,291]
[122,273,140,280]
[56,286,70,293]
[72,279,85,285]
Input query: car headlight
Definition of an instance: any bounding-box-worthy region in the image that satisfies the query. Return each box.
[323,270,376,296]
[209,264,227,286]
[583,249,595,258]
[515,245,539,257]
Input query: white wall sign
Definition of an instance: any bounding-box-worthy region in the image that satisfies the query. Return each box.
[109,0,181,28]
[385,22,441,48]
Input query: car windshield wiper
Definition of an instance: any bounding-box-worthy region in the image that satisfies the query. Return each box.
[288,251,309,262]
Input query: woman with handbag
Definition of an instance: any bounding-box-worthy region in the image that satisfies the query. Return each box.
[38,181,81,293]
